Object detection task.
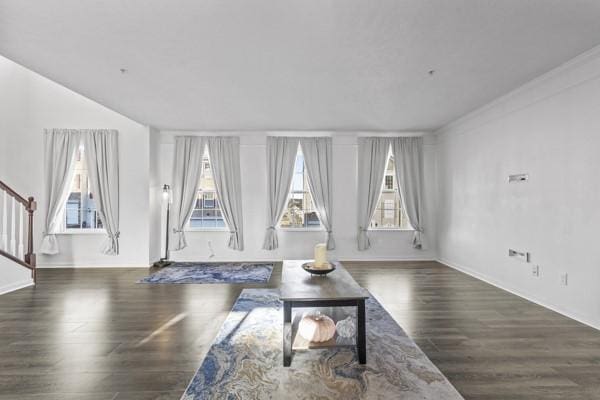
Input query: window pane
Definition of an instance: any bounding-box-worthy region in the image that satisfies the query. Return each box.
[191,209,203,219]
[370,154,411,229]
[279,148,321,228]
[66,196,81,228]
[63,146,103,230]
[203,192,215,208]
[385,175,394,190]
[189,218,202,228]
[187,151,227,229]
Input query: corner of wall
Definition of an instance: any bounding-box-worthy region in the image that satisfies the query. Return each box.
[148,126,163,263]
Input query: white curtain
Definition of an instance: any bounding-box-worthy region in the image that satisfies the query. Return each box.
[207,136,244,250]
[356,137,390,250]
[40,129,81,254]
[300,137,335,250]
[169,136,206,251]
[391,137,424,249]
[83,129,120,255]
[263,136,299,250]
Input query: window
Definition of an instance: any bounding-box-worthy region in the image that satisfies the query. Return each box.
[279,147,321,229]
[203,192,215,208]
[370,153,411,230]
[63,146,103,231]
[187,151,226,229]
[385,175,394,190]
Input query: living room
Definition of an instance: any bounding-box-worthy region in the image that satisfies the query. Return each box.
[1,1,600,399]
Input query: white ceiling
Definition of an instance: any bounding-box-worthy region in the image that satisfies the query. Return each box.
[1,0,600,131]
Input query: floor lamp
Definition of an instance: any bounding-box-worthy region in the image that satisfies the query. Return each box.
[153,184,173,268]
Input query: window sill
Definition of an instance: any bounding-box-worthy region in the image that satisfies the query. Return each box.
[278,227,325,232]
[185,228,229,232]
[369,228,414,232]
[58,229,106,235]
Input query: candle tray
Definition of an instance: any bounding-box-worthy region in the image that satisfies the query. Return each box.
[301,262,336,276]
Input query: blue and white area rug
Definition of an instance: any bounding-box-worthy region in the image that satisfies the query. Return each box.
[182,289,464,399]
[138,262,273,284]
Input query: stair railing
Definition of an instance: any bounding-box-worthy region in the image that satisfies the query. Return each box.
[0,180,36,282]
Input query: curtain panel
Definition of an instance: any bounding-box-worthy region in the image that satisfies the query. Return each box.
[356,136,425,250]
[207,136,244,251]
[83,130,120,255]
[169,136,206,251]
[356,137,390,250]
[391,137,424,249]
[299,137,335,249]
[40,129,81,254]
[41,129,120,255]
[262,137,299,250]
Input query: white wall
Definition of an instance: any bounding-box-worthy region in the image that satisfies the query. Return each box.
[0,55,152,268]
[0,56,28,187]
[435,47,600,329]
[159,132,437,262]
[148,126,162,263]
[1,53,437,271]
[0,257,33,295]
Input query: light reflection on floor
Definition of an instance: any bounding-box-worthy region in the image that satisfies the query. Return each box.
[136,313,187,346]
[57,289,111,392]
[361,273,416,335]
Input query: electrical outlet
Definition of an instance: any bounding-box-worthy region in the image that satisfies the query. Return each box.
[560,273,568,286]
[532,265,539,277]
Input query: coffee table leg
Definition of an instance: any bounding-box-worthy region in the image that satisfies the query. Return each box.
[357,299,366,364]
[283,301,292,367]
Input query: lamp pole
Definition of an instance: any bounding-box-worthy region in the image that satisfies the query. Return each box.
[153,184,173,268]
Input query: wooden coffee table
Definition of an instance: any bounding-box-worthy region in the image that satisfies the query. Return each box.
[279,260,369,367]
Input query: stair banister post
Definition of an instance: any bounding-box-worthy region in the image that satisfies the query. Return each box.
[10,197,16,255]
[25,197,36,282]
[1,191,6,251]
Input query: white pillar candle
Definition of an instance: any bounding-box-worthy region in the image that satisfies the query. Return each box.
[314,243,327,269]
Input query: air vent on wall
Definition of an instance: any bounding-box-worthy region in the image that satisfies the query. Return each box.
[508,249,530,262]
[508,173,528,183]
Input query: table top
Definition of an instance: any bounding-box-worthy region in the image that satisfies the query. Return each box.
[279,260,369,302]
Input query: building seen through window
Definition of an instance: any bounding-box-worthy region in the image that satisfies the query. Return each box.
[65,146,103,230]
[188,151,226,229]
[279,148,321,228]
[370,154,411,230]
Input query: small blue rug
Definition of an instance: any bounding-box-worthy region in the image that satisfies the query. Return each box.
[181,289,464,399]
[138,262,273,284]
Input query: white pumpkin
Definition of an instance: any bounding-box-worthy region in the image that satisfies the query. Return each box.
[298,312,336,342]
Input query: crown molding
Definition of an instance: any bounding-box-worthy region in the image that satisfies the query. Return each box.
[437,43,600,138]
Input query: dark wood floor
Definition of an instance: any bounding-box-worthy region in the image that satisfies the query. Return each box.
[1,261,600,399]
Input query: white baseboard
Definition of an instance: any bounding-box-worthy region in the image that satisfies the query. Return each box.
[37,264,150,269]
[340,257,435,262]
[168,257,435,263]
[0,279,34,295]
[37,257,435,268]
[437,257,600,331]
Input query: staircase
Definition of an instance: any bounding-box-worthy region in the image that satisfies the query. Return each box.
[0,180,37,284]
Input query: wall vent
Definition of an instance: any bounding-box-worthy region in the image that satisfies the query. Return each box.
[508,173,528,183]
[508,249,530,262]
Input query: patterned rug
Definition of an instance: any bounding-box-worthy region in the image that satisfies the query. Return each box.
[182,289,464,400]
[138,262,273,284]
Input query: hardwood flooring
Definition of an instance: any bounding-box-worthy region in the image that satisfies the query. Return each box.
[1,261,599,399]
